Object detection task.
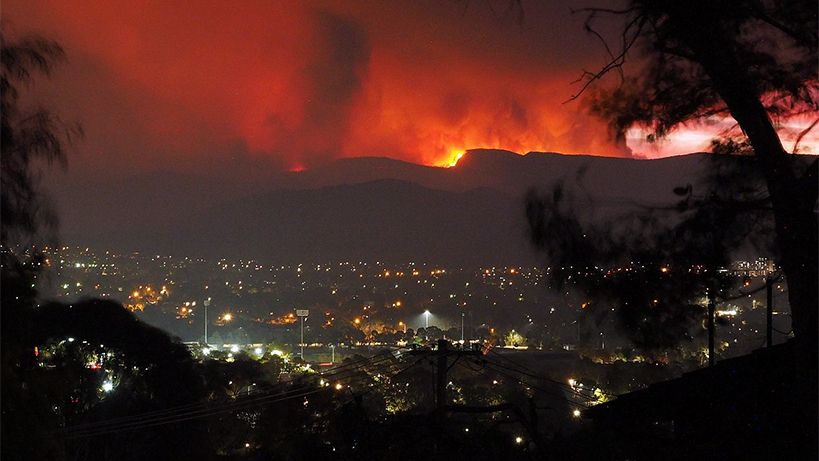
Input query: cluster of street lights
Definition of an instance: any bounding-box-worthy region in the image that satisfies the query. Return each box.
[200,304,454,360]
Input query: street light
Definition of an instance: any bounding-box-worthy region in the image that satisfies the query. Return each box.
[203,297,211,345]
[424,310,431,329]
[296,309,309,359]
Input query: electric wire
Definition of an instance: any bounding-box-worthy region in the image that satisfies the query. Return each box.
[61,360,395,439]
[481,357,597,402]
[62,386,327,438]
[57,352,392,435]
[482,348,598,400]
[56,352,401,438]
[265,358,423,452]
[488,356,597,402]
[468,359,590,409]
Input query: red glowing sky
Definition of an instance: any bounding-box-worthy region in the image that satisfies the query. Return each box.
[7,0,817,179]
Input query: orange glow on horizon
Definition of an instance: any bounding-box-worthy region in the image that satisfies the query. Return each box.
[8,1,817,176]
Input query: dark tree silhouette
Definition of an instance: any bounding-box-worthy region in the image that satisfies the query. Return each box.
[1,30,80,461]
[32,299,212,461]
[527,154,775,352]
[1,31,80,247]
[529,0,816,354]
[1,29,80,355]
[569,0,817,351]
[528,2,817,452]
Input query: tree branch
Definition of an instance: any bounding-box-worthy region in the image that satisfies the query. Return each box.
[565,14,647,103]
[791,116,819,154]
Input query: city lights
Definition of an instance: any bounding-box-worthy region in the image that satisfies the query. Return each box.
[10,0,811,446]
[36,246,784,456]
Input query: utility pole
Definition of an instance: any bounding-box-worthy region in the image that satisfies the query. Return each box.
[204,297,211,345]
[408,340,549,454]
[708,298,715,367]
[469,311,473,342]
[766,277,773,347]
[410,339,483,409]
[436,341,448,409]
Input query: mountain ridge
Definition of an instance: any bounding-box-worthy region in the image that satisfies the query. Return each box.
[51,150,716,264]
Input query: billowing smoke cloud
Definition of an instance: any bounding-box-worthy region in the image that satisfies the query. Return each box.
[7,0,745,182]
[267,11,370,170]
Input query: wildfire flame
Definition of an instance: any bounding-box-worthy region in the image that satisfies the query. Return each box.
[446,151,465,168]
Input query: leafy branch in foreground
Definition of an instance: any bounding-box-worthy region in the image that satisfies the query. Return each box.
[526,153,777,352]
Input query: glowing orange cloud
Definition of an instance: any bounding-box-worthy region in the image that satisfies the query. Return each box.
[6,0,815,178]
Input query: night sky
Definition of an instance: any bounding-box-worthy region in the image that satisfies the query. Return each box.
[6,0,817,182]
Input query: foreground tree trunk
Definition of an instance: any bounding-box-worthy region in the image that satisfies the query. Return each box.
[667,2,818,354]
[664,1,817,449]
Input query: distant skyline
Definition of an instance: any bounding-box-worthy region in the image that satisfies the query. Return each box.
[7,0,817,182]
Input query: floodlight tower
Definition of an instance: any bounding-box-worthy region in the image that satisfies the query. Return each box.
[203,297,211,345]
[296,309,309,359]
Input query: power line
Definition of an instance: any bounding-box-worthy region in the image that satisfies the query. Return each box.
[265,358,424,452]
[58,353,381,434]
[483,358,597,403]
[57,352,401,438]
[482,348,598,400]
[62,386,327,438]
[470,359,590,409]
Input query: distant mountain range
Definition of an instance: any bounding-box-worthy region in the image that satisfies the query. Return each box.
[49,150,714,265]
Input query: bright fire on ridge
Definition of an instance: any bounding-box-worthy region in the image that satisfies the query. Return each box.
[447,152,466,168]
